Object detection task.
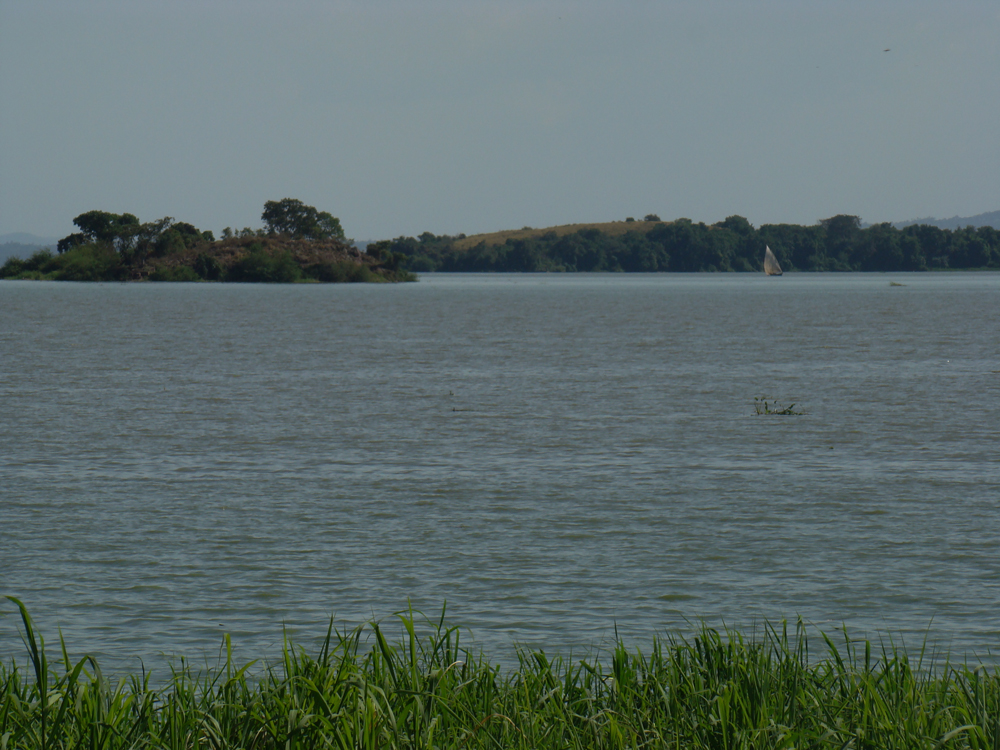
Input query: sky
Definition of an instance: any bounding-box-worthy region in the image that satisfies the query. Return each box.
[2,0,998,241]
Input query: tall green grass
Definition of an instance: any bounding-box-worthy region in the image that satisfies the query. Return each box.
[2,596,997,749]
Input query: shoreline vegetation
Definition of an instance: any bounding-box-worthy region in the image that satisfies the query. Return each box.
[4,207,1000,283]
[0,200,415,284]
[381,214,1000,274]
[3,599,998,749]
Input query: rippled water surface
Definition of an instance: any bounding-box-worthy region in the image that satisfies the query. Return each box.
[2,274,999,669]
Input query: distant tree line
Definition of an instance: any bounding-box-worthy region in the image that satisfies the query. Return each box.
[6,209,999,281]
[375,215,1000,273]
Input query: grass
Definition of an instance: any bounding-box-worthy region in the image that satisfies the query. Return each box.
[2,596,998,749]
[451,220,670,251]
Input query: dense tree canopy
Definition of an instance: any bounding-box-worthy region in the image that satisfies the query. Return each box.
[261,199,345,241]
[377,215,1000,274]
[53,211,215,265]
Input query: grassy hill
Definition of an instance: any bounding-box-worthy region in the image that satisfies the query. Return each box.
[377,214,1000,273]
[894,209,1000,231]
[452,219,669,250]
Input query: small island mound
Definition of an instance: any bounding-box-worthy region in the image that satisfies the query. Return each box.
[0,199,414,283]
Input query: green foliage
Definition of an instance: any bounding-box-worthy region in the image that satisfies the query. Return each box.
[54,244,127,281]
[27,248,53,267]
[70,210,139,245]
[3,597,999,750]
[261,198,345,240]
[406,254,437,272]
[716,215,754,236]
[365,241,388,261]
[170,222,203,246]
[304,260,378,283]
[55,211,214,267]
[228,245,303,283]
[759,222,830,271]
[0,256,26,277]
[1,248,61,278]
[194,252,225,281]
[56,232,88,254]
[153,228,187,257]
[0,243,126,281]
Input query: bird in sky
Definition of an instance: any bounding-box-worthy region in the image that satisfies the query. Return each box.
[884,48,891,52]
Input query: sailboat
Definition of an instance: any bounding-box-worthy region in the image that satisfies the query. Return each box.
[763,245,783,276]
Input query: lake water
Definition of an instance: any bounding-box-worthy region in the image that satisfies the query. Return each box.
[2,273,999,671]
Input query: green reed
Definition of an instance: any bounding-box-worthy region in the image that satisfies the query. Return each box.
[2,595,998,749]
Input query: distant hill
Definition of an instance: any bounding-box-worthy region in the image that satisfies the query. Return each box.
[1,242,53,263]
[0,232,59,246]
[0,233,59,263]
[452,219,668,251]
[893,210,1000,231]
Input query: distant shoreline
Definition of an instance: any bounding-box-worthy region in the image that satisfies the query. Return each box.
[367,215,1000,274]
[5,214,1000,279]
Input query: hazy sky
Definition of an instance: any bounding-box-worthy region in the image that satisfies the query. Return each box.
[2,0,998,240]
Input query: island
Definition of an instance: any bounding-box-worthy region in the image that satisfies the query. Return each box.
[0,199,415,283]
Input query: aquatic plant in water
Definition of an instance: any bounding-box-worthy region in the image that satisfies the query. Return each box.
[753,396,802,415]
[2,595,998,749]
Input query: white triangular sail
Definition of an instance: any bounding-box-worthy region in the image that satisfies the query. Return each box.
[763,245,783,276]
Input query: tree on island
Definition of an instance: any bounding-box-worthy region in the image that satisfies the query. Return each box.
[57,210,140,254]
[56,211,214,265]
[261,198,345,241]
